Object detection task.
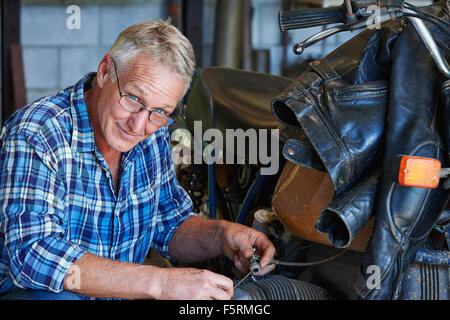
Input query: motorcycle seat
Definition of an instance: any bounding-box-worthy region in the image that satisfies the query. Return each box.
[185,67,294,133]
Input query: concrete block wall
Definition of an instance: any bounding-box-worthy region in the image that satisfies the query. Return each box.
[21,0,166,104]
[15,0,434,107]
[202,0,361,76]
[251,0,364,75]
[19,0,360,105]
[202,0,216,68]
[249,0,432,74]
[252,0,285,75]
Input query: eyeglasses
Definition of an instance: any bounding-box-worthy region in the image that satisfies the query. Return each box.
[111,59,177,127]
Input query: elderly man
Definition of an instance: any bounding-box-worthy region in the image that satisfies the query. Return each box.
[0,19,275,300]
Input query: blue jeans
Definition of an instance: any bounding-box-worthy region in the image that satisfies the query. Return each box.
[0,287,83,300]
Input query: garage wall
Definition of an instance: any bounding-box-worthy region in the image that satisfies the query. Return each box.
[202,0,354,75]
[14,0,433,107]
[20,0,167,104]
[20,0,357,105]
[251,0,358,75]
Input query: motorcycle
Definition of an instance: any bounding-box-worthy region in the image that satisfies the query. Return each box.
[169,0,450,300]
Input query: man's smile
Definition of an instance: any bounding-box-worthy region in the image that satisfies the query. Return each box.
[116,123,142,140]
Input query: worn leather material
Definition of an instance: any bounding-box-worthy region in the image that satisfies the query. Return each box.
[442,79,450,161]
[272,161,336,248]
[315,171,379,251]
[271,28,400,256]
[271,27,399,195]
[270,26,401,257]
[272,160,374,252]
[356,14,450,299]
[271,1,449,300]
[282,138,325,171]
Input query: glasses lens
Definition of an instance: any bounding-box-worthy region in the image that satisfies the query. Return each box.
[150,112,172,127]
[119,96,143,113]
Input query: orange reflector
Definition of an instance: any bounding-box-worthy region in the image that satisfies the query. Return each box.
[398,156,441,189]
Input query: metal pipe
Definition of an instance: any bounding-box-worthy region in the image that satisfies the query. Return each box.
[212,0,252,68]
[406,9,450,79]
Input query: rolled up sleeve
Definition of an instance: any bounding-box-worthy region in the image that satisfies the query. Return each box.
[0,133,86,292]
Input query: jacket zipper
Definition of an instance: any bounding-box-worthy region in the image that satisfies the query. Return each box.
[392,244,407,299]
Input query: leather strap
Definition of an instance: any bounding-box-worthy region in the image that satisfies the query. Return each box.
[309,59,340,82]
[282,138,326,171]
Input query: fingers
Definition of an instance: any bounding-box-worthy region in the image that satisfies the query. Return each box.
[233,253,250,274]
[192,270,234,300]
[213,273,234,299]
[240,245,255,259]
[232,237,276,276]
[242,231,276,271]
[257,239,276,270]
[221,221,276,277]
[253,262,275,276]
[212,282,234,300]
[160,268,234,300]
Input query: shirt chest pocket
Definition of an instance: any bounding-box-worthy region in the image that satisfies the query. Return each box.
[126,186,157,220]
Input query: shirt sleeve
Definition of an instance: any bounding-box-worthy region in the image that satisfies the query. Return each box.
[0,132,87,292]
[152,128,197,262]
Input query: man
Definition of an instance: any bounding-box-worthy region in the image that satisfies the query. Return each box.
[0,19,275,300]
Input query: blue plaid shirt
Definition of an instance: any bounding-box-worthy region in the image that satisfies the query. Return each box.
[0,73,196,297]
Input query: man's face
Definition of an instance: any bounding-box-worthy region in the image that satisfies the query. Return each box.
[94,53,186,153]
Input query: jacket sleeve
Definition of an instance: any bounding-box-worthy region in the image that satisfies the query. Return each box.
[0,132,86,292]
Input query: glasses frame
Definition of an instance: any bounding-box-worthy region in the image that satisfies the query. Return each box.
[111,59,176,127]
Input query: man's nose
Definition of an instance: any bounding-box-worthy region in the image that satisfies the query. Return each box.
[127,110,149,134]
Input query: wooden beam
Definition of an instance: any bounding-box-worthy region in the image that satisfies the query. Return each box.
[182,0,203,68]
[168,0,183,30]
[1,0,22,125]
[10,44,27,110]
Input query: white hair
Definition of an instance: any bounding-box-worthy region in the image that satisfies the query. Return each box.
[108,19,196,96]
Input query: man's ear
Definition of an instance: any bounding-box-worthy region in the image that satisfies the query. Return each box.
[96,54,112,89]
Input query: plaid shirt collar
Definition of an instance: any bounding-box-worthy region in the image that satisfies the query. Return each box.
[69,72,97,153]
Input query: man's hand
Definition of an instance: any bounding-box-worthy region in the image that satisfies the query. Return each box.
[170,216,276,277]
[157,267,234,300]
[64,252,234,300]
[221,221,276,276]
[63,218,276,300]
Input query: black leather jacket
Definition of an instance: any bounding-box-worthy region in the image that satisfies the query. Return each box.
[271,1,449,299]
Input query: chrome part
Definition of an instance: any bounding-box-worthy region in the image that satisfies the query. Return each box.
[405,9,450,79]
[293,26,344,55]
[233,270,254,289]
[293,10,401,55]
